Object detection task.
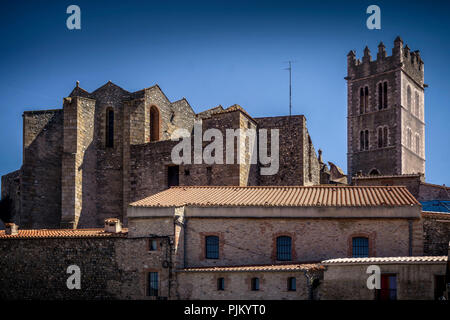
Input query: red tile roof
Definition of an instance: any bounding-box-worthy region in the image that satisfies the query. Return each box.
[130,185,420,208]
[0,228,128,239]
[178,263,324,272]
[322,256,447,265]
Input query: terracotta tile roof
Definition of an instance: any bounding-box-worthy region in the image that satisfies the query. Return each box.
[178,263,324,272]
[421,211,450,219]
[0,228,128,239]
[130,185,420,208]
[322,256,447,265]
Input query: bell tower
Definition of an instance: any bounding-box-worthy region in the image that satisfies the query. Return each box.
[346,36,425,182]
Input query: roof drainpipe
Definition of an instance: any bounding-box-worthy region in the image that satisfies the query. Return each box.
[408,219,413,256]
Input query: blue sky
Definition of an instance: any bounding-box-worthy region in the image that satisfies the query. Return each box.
[0,0,449,185]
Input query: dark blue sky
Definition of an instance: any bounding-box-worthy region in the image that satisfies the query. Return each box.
[0,0,449,185]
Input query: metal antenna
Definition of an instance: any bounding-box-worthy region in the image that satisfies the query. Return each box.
[284,61,294,117]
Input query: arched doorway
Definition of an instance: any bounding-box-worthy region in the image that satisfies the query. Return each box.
[369,168,380,176]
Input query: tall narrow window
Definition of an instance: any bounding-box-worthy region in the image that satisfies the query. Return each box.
[205,235,219,259]
[147,272,159,297]
[364,130,369,150]
[416,134,420,154]
[150,106,160,142]
[407,128,412,148]
[360,87,364,115]
[383,82,388,108]
[383,127,388,147]
[276,236,292,261]
[217,278,225,291]
[378,83,383,110]
[288,277,296,291]
[415,92,420,117]
[407,85,412,111]
[106,109,114,148]
[251,277,260,291]
[352,237,369,257]
[364,86,369,113]
[378,127,383,148]
[360,130,365,151]
[206,166,212,185]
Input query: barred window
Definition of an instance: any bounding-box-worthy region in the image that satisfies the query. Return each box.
[147,272,158,297]
[288,277,296,291]
[251,277,260,291]
[352,237,369,257]
[205,235,219,259]
[276,236,292,261]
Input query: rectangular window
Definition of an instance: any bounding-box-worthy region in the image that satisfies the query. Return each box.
[378,274,397,300]
[288,277,296,291]
[205,235,219,259]
[276,236,292,261]
[251,277,260,291]
[352,237,369,257]
[147,272,158,297]
[167,165,179,188]
[206,166,212,185]
[149,239,158,251]
[106,109,114,148]
[217,277,225,291]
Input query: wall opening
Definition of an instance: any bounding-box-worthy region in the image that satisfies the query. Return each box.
[150,106,160,142]
[167,165,179,188]
[106,108,114,148]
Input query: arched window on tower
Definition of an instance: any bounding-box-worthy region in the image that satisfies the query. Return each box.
[378,83,383,110]
[415,134,420,155]
[150,106,160,142]
[407,128,412,148]
[364,86,369,113]
[407,85,412,111]
[105,108,114,148]
[415,92,420,117]
[383,126,388,147]
[364,129,369,150]
[378,127,383,148]
[360,87,364,114]
[360,130,369,151]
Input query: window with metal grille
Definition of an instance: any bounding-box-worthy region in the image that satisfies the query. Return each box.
[352,237,369,257]
[251,277,260,291]
[217,277,225,291]
[276,236,292,261]
[205,236,219,259]
[288,277,296,291]
[147,272,158,297]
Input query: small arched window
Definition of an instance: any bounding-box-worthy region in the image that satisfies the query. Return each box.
[359,87,364,114]
[369,169,380,176]
[383,127,388,147]
[407,85,412,111]
[378,83,383,110]
[364,130,369,150]
[276,236,292,261]
[352,237,369,257]
[364,86,369,113]
[383,81,388,108]
[106,108,114,148]
[150,106,160,142]
[378,127,383,148]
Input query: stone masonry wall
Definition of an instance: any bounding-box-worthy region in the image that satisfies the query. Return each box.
[183,217,423,267]
[422,213,450,256]
[21,110,63,228]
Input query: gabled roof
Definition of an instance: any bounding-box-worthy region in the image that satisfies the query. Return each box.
[129,185,420,208]
[0,228,128,239]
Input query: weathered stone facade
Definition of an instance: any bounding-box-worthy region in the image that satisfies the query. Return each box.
[347,37,425,181]
[1,82,321,229]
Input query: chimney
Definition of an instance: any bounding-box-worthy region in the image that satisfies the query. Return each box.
[104,218,122,233]
[5,223,18,236]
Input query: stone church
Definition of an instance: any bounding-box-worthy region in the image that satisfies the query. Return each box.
[1,81,322,229]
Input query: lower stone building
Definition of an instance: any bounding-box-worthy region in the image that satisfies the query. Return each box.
[2,185,448,300]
